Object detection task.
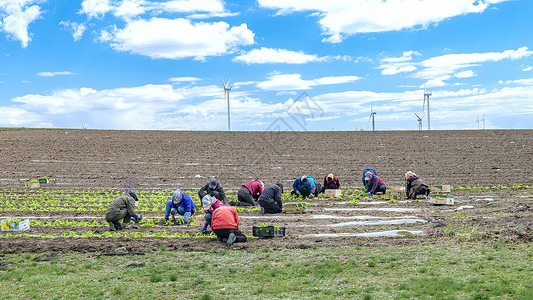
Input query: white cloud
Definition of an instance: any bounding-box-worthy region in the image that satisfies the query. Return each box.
[500,78,533,86]
[454,70,475,78]
[37,71,77,77]
[0,106,47,127]
[80,0,229,20]
[417,47,533,79]
[168,77,201,82]
[381,51,421,63]
[80,0,112,19]
[113,0,149,20]
[379,47,533,87]
[258,0,510,43]
[421,75,451,88]
[234,47,328,64]
[523,66,532,71]
[256,73,361,91]
[105,18,254,60]
[59,21,87,41]
[0,0,42,48]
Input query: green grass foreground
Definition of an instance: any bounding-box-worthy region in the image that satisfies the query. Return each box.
[1,242,531,299]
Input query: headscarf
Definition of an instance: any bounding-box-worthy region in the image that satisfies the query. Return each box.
[405,171,417,179]
[172,189,183,203]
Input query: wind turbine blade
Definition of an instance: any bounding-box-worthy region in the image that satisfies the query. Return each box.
[226,77,231,87]
[414,113,421,120]
[222,78,227,89]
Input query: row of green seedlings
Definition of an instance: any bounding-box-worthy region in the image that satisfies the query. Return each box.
[0,217,198,228]
[0,230,218,239]
[2,184,531,212]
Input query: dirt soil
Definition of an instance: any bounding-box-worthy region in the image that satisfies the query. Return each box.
[1,129,532,254]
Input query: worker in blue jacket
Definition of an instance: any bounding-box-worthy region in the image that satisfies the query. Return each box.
[164,189,195,224]
[291,175,321,198]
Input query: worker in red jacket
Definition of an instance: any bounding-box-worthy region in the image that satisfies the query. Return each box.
[211,205,247,245]
[230,180,264,206]
[320,173,340,193]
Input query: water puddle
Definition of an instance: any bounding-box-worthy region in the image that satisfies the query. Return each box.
[303,230,423,238]
[327,218,426,227]
[312,215,418,220]
[323,207,417,212]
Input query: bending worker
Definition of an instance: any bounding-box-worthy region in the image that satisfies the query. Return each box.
[199,177,227,204]
[258,182,284,214]
[320,173,340,193]
[105,189,142,231]
[291,175,320,198]
[405,171,430,199]
[211,205,247,246]
[364,172,387,195]
[231,179,264,206]
[164,188,195,224]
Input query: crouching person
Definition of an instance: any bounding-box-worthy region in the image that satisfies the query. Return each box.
[164,189,195,224]
[231,180,264,206]
[405,171,430,199]
[105,189,142,231]
[200,195,222,233]
[211,205,247,246]
[320,173,340,193]
[291,175,320,198]
[364,172,387,195]
[258,182,284,214]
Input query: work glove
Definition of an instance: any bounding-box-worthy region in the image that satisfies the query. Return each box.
[296,190,301,195]
[132,215,143,223]
[200,225,207,233]
[367,193,372,196]
[183,212,192,221]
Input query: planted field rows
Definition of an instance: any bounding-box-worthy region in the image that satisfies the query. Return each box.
[1,185,532,254]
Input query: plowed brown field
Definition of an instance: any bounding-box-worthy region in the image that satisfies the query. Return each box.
[1,129,532,254]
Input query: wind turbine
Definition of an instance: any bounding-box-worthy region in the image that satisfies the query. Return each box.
[81,120,88,129]
[475,115,480,129]
[480,115,486,130]
[369,101,376,131]
[222,77,232,131]
[423,87,432,130]
[414,113,423,130]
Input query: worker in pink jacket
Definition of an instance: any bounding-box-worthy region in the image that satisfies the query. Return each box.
[200,195,223,233]
[230,180,264,206]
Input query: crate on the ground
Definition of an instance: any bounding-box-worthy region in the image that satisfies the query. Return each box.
[1,219,30,232]
[25,181,40,188]
[252,226,285,237]
[427,194,454,205]
[431,185,451,193]
[194,215,204,227]
[324,189,342,198]
[386,190,405,200]
[388,186,405,192]
[284,203,307,213]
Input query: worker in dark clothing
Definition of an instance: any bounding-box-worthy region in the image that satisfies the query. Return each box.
[364,172,387,195]
[320,173,340,193]
[105,189,142,231]
[404,171,430,199]
[258,182,284,214]
[198,178,227,204]
[231,180,264,206]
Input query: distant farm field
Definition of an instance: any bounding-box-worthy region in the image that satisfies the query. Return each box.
[1,129,532,299]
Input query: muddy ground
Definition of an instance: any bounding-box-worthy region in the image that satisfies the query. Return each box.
[0,129,532,254]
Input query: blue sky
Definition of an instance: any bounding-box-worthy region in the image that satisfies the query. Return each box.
[0,0,532,131]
